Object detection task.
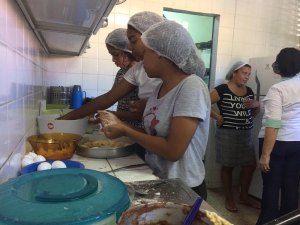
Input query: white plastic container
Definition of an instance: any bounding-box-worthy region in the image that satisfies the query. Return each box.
[37,114,88,136]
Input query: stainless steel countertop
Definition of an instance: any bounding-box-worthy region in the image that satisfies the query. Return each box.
[126,178,215,212]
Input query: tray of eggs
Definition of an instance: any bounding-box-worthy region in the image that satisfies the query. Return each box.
[20,152,84,175]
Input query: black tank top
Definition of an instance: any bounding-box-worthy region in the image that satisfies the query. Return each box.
[215,84,255,130]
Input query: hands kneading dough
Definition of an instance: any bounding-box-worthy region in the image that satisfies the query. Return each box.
[98,110,120,127]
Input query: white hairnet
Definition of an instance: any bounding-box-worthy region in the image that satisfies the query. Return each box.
[127,11,165,33]
[105,28,131,53]
[141,20,206,78]
[225,61,250,80]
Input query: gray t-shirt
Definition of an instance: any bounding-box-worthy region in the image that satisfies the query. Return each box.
[143,75,211,187]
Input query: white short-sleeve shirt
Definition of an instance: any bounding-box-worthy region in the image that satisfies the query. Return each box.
[124,61,162,99]
[259,74,300,141]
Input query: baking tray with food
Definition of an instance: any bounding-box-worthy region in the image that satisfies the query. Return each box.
[76,133,135,159]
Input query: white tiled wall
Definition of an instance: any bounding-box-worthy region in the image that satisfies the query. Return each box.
[0,0,45,183]
[0,0,299,184]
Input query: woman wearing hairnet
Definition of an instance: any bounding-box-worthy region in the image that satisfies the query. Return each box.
[256,48,300,225]
[59,11,164,161]
[210,62,260,212]
[59,11,163,121]
[104,28,142,129]
[99,20,211,200]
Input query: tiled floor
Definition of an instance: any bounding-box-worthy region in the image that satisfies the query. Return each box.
[206,187,261,225]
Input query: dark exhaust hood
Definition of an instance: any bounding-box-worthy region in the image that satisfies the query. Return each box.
[15,0,120,56]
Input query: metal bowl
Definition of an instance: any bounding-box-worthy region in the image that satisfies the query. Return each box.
[76,134,135,159]
[27,133,82,160]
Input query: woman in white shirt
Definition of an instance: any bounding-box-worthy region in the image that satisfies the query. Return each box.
[256,48,300,225]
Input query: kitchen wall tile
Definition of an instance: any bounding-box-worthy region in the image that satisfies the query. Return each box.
[98,27,114,44]
[99,44,112,60]
[15,14,24,55]
[233,28,257,45]
[186,0,212,13]
[0,140,25,184]
[218,27,234,42]
[252,44,269,57]
[212,0,235,14]
[46,56,66,72]
[235,0,253,16]
[98,74,115,91]
[216,41,233,55]
[234,15,257,31]
[65,57,82,74]
[254,31,268,46]
[6,0,17,51]
[82,58,98,74]
[24,94,39,134]
[114,13,130,28]
[82,74,98,90]
[66,74,83,87]
[0,105,9,169]
[232,42,255,58]
[88,33,99,44]
[129,1,146,14]
[171,0,187,10]
[218,13,235,28]
[44,71,68,87]
[144,3,163,14]
[83,43,98,59]
[7,100,23,152]
[98,59,115,75]
[6,49,17,102]
[0,44,7,105]
[84,89,98,99]
[0,0,7,43]
[113,1,130,14]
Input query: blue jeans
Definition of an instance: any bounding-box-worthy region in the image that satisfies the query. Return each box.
[256,139,300,225]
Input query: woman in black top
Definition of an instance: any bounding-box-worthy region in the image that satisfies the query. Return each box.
[210,61,260,212]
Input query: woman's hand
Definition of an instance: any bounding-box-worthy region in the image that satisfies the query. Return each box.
[216,115,224,127]
[102,123,127,139]
[98,110,125,138]
[88,113,100,124]
[259,154,270,173]
[98,110,120,127]
[244,99,260,109]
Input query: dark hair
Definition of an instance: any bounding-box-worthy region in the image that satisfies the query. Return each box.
[276,48,300,77]
[124,51,136,61]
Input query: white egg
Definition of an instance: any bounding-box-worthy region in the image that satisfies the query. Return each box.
[51,160,67,169]
[23,154,34,161]
[34,155,46,163]
[21,157,34,167]
[27,152,37,159]
[37,162,52,171]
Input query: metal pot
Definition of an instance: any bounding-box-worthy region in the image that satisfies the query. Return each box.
[76,134,135,159]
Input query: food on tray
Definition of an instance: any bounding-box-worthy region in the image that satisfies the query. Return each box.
[117,202,233,225]
[79,139,132,149]
[205,211,233,225]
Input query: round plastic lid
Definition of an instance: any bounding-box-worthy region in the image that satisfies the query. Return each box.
[0,168,130,225]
